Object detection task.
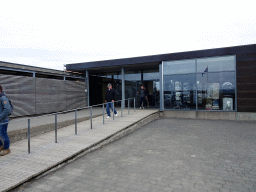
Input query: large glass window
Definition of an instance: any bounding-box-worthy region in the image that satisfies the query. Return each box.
[197,56,236,111]
[163,55,236,111]
[163,60,196,110]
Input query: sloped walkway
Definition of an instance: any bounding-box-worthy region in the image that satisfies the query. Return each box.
[0,109,159,192]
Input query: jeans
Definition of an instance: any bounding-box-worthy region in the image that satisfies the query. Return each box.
[106,102,117,117]
[0,120,9,150]
[140,97,147,108]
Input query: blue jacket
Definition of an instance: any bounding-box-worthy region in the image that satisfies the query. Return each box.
[0,92,11,122]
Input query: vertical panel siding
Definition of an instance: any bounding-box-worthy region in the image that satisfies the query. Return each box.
[236,58,256,112]
[66,80,87,110]
[0,74,36,116]
[0,73,87,117]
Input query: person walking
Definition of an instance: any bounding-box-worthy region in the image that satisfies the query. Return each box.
[138,85,148,109]
[0,85,12,156]
[105,83,118,119]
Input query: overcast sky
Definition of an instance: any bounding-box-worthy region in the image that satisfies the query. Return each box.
[0,0,255,71]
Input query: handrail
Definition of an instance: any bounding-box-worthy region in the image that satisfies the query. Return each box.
[0,98,135,126]
[0,97,136,154]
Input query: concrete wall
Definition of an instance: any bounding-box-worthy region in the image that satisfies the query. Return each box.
[163,110,256,121]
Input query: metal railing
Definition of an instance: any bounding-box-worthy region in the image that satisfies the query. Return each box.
[0,97,136,154]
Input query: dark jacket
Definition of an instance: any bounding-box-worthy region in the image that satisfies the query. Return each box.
[140,89,148,98]
[0,92,11,122]
[105,89,116,102]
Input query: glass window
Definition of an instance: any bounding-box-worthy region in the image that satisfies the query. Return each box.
[143,72,159,80]
[163,60,196,110]
[197,56,236,111]
[163,55,236,111]
[197,55,235,73]
[163,59,195,75]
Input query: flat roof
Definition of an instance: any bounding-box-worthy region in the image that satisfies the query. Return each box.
[66,44,256,73]
[0,61,83,78]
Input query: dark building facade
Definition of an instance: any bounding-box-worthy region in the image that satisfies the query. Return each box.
[66,44,256,113]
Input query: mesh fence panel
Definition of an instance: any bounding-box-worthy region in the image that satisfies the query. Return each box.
[0,74,36,117]
[0,74,87,117]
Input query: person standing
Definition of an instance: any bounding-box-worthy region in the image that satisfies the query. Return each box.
[105,83,118,119]
[138,85,148,109]
[0,85,12,156]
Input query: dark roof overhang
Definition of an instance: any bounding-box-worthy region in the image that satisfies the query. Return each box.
[66,44,256,73]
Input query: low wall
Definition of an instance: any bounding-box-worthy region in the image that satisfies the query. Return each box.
[163,110,256,121]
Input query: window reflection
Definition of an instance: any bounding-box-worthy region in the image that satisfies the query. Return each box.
[197,56,235,72]
[164,59,195,75]
[163,55,236,111]
[197,56,236,111]
[164,74,196,110]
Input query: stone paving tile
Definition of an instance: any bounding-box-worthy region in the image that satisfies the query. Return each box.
[10,118,256,192]
[1,109,157,192]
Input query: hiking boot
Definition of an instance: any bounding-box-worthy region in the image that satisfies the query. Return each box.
[0,148,11,156]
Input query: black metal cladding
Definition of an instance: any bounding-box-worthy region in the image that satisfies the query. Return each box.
[66,44,256,71]
[237,59,256,112]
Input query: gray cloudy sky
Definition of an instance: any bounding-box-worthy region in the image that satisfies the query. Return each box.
[0,0,255,71]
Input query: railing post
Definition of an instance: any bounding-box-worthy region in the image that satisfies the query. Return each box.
[103,104,105,124]
[128,99,130,114]
[90,106,92,129]
[134,97,135,112]
[55,113,57,143]
[121,101,123,117]
[75,109,77,135]
[28,119,30,154]
[113,101,115,120]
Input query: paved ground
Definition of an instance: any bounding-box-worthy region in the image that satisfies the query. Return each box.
[0,108,158,192]
[11,118,256,192]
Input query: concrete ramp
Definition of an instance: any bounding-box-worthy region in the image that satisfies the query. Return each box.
[0,109,159,192]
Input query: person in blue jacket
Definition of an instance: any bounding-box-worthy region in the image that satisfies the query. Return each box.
[0,85,12,156]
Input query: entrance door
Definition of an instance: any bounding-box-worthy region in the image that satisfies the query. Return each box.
[143,81,160,108]
[134,80,160,108]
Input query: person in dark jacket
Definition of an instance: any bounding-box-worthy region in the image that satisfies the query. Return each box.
[105,83,118,119]
[0,85,12,156]
[138,85,148,109]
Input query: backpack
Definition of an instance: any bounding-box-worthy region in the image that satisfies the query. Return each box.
[0,95,14,116]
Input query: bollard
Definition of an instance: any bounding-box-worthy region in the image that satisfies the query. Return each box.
[28,119,30,154]
[75,110,77,135]
[134,97,135,112]
[55,113,57,143]
[103,104,105,124]
[113,102,115,120]
[90,106,92,129]
[128,99,130,114]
